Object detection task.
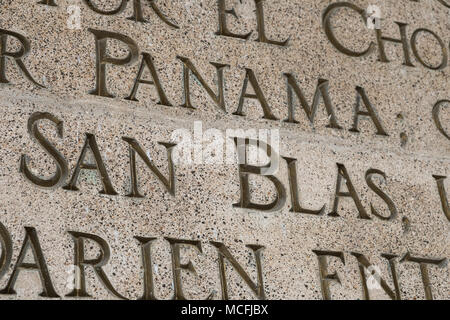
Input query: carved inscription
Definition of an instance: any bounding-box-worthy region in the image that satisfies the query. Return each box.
[0,0,448,300]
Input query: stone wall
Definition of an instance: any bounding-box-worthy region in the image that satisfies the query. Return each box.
[0,0,448,300]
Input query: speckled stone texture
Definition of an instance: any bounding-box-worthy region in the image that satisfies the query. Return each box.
[0,0,448,300]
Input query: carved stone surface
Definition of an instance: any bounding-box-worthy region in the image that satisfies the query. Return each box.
[0,0,448,300]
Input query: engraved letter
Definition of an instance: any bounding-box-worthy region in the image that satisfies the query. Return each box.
[350,86,388,136]
[351,252,401,300]
[177,56,229,112]
[433,175,449,221]
[122,137,176,197]
[376,22,414,66]
[284,74,342,129]
[437,0,450,7]
[0,227,59,297]
[283,157,325,215]
[329,163,371,219]
[88,29,139,98]
[63,133,118,195]
[365,169,398,220]
[38,0,57,6]
[166,238,210,300]
[411,29,448,70]
[0,29,44,87]
[254,0,289,46]
[322,3,375,57]
[126,52,172,106]
[128,0,179,28]
[432,100,449,140]
[66,231,126,299]
[0,222,12,281]
[135,236,158,300]
[83,0,127,15]
[210,242,266,300]
[233,137,286,211]
[400,252,447,300]
[234,68,278,120]
[312,250,345,300]
[20,112,69,188]
[215,0,252,40]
